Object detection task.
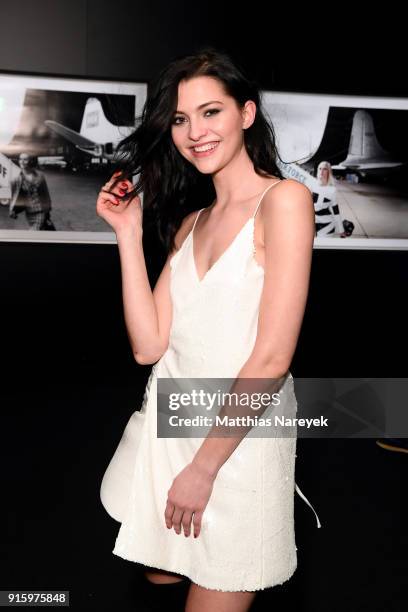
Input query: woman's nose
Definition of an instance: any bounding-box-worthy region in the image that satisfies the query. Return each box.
[188,119,207,141]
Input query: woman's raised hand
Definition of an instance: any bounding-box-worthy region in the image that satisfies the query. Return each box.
[96,171,143,236]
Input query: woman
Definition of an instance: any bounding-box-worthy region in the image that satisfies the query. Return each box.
[314,160,352,237]
[97,47,321,611]
[9,153,56,230]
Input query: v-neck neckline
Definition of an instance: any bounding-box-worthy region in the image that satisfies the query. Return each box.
[191,216,253,284]
[190,179,281,285]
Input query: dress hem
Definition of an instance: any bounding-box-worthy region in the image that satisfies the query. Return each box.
[111,547,298,592]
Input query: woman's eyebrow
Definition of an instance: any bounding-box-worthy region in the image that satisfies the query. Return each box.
[174,100,224,115]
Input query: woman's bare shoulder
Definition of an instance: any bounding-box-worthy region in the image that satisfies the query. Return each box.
[257,178,313,236]
[273,177,310,194]
[262,178,312,208]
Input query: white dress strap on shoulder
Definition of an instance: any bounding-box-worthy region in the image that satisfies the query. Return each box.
[191,208,204,232]
[295,482,322,528]
[253,179,282,219]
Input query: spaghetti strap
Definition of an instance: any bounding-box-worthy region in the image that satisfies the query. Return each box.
[295,482,322,528]
[252,179,282,219]
[191,208,204,232]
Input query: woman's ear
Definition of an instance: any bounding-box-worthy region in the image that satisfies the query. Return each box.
[242,100,256,130]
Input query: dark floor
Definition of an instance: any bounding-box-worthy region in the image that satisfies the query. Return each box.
[2,379,407,611]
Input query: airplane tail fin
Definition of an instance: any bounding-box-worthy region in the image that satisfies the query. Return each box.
[79,97,132,144]
[345,109,392,164]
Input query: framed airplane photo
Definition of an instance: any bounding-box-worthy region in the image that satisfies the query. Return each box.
[262,90,408,251]
[0,72,147,243]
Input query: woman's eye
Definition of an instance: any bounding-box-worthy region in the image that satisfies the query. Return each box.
[205,108,220,117]
[172,108,220,126]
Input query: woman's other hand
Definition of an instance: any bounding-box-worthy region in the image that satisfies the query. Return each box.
[164,462,216,539]
[96,171,142,236]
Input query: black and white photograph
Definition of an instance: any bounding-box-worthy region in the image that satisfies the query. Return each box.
[0,73,147,242]
[263,90,408,249]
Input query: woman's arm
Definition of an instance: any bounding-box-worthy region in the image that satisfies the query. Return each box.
[116,227,163,364]
[96,173,198,366]
[116,211,197,365]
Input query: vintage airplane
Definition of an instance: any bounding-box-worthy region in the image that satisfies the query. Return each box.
[44,97,134,161]
[331,109,405,178]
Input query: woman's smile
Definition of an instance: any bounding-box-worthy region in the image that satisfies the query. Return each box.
[190,141,220,158]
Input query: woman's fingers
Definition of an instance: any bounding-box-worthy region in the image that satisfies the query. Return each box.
[104,170,123,191]
[99,190,120,207]
[100,171,136,205]
[108,180,135,201]
[171,508,184,535]
[115,181,135,199]
[192,510,203,538]
[164,503,198,538]
[181,510,194,537]
[103,171,130,196]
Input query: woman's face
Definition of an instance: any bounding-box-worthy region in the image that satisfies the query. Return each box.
[170,76,255,174]
[19,154,30,170]
[318,166,329,185]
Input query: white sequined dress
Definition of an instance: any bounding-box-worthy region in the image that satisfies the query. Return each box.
[100,180,321,591]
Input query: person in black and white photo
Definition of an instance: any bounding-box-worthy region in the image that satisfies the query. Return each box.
[9,153,56,230]
[314,160,354,237]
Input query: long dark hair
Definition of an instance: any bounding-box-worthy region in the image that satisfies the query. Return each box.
[111,46,284,254]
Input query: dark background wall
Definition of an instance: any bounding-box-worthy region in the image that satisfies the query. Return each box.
[1,0,408,96]
[0,0,406,385]
[0,2,407,611]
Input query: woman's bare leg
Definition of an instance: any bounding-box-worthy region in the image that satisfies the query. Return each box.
[185,583,257,612]
[144,566,185,584]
